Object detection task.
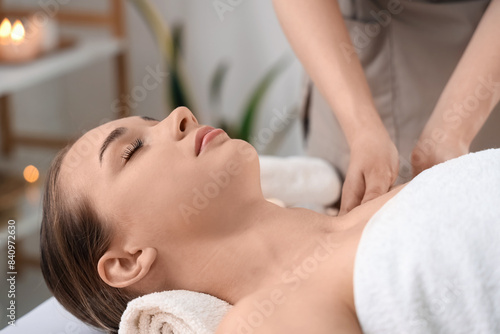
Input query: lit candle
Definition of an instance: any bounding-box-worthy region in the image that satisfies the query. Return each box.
[0,17,43,63]
[11,20,25,43]
[0,18,12,45]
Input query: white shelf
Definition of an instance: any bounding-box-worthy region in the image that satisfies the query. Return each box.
[0,36,126,96]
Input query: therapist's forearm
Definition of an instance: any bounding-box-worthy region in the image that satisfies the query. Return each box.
[272,0,386,145]
[424,0,500,147]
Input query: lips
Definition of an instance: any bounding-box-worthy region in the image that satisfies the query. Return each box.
[195,126,215,156]
[195,126,226,156]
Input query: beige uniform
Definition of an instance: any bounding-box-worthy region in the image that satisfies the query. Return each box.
[301,0,499,184]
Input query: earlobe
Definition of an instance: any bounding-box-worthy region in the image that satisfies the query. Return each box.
[97,247,157,288]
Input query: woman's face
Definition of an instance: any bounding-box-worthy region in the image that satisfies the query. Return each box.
[59,107,260,247]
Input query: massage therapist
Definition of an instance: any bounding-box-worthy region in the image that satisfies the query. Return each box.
[272,0,500,215]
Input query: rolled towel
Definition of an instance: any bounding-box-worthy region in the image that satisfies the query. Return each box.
[118,290,232,334]
[259,155,341,207]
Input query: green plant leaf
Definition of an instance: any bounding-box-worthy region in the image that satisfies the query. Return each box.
[260,106,300,154]
[168,24,195,112]
[208,61,230,127]
[209,61,230,108]
[238,54,293,142]
[128,0,173,65]
[129,0,196,115]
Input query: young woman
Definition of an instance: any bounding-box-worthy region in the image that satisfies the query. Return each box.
[40,107,500,334]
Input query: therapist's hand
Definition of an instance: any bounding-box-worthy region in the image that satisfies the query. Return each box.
[339,130,399,216]
[409,0,500,176]
[411,130,469,177]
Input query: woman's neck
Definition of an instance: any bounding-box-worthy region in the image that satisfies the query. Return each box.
[205,199,349,304]
[172,183,407,307]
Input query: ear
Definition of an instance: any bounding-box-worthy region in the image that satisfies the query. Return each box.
[97,247,157,288]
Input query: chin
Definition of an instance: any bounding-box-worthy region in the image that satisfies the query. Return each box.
[228,139,260,171]
[204,138,260,193]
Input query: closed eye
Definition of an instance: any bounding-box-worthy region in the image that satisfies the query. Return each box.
[121,138,144,163]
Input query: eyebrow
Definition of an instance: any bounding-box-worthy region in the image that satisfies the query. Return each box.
[98,116,159,166]
[141,116,159,122]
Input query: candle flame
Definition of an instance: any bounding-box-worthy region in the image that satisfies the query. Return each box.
[11,20,25,42]
[0,18,12,39]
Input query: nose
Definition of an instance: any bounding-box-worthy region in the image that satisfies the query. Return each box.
[167,106,198,140]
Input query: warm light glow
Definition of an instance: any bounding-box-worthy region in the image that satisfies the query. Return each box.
[11,20,25,42]
[0,18,12,39]
[23,165,39,183]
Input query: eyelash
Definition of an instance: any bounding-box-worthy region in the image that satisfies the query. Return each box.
[122,138,144,163]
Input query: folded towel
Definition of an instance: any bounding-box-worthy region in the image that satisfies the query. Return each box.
[354,148,500,333]
[259,155,341,207]
[118,290,232,334]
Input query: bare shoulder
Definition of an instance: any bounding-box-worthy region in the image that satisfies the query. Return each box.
[215,289,362,334]
[215,289,287,334]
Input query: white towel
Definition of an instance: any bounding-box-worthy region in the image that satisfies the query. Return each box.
[259,155,341,208]
[118,290,232,334]
[354,148,500,333]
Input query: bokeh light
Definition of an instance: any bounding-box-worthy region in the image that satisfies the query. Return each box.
[23,165,39,183]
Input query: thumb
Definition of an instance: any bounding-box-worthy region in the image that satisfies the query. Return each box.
[360,173,392,204]
[339,171,365,216]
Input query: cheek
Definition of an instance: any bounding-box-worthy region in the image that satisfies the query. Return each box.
[106,178,185,243]
[108,140,260,237]
[177,140,261,223]
[118,156,206,232]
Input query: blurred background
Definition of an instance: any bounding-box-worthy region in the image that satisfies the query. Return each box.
[0,0,306,329]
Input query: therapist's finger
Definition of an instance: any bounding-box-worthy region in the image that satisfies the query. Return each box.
[339,170,365,216]
[360,171,392,205]
[361,165,398,204]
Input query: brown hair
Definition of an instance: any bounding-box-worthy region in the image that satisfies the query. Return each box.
[40,144,137,333]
